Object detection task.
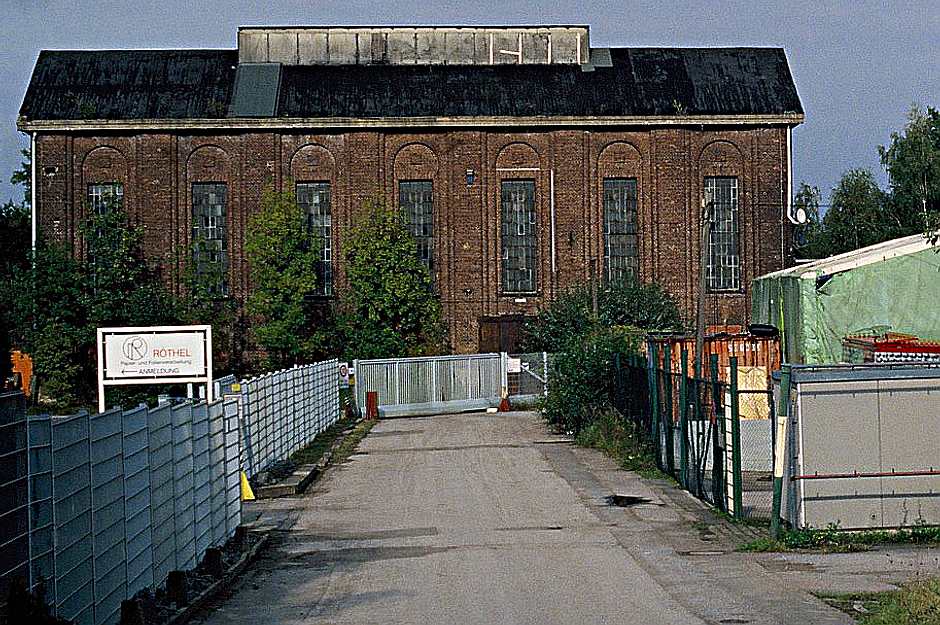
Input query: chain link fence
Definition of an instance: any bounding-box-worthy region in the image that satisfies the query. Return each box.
[613,350,775,522]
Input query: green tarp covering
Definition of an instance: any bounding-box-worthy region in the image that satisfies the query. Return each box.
[751,235,940,364]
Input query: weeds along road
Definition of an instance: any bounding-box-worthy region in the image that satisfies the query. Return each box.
[192,412,851,625]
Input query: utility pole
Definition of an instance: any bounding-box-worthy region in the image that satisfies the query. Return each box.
[695,193,713,378]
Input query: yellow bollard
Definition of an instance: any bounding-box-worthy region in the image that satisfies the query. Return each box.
[240,471,255,501]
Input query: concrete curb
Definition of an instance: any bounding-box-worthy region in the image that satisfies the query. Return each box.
[165,532,270,625]
[254,420,359,499]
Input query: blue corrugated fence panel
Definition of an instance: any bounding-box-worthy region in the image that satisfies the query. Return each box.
[121,406,153,595]
[90,408,126,625]
[148,404,175,586]
[51,412,94,625]
[171,403,196,571]
[192,403,212,558]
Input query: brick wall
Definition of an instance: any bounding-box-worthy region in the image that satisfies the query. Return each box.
[35,126,792,353]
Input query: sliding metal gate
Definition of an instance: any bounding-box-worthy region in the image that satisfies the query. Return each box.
[354,353,505,416]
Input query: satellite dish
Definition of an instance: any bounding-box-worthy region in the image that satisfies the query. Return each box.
[795,207,808,224]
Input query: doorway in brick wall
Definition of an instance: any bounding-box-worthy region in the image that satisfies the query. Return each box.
[478,315,526,353]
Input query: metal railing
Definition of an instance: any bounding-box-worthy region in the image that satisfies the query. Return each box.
[612,349,774,521]
[354,353,504,414]
[24,397,241,625]
[239,359,340,479]
[507,352,550,400]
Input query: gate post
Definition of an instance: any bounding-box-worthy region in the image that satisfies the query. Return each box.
[542,351,548,397]
[662,343,675,476]
[648,343,660,452]
[729,357,744,518]
[709,353,724,511]
[679,348,689,489]
[771,364,792,539]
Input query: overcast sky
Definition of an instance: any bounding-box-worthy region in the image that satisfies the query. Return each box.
[1,0,937,206]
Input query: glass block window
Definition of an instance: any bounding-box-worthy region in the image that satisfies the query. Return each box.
[603,178,638,283]
[500,180,538,293]
[87,183,124,215]
[192,183,228,296]
[705,176,740,291]
[399,180,434,276]
[297,182,333,297]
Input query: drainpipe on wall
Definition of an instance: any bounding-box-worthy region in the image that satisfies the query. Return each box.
[785,126,799,225]
[30,132,37,252]
[550,169,556,275]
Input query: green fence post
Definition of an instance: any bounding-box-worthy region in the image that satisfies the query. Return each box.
[709,353,724,510]
[648,343,660,456]
[662,344,675,476]
[679,348,689,489]
[771,364,792,539]
[729,356,744,518]
[691,359,704,497]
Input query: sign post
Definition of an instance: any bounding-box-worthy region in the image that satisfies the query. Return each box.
[97,325,213,413]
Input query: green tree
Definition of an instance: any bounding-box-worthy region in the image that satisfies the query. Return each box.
[522,275,684,353]
[0,149,32,383]
[81,203,180,328]
[10,243,90,406]
[791,182,824,258]
[338,199,444,359]
[879,105,940,240]
[810,169,893,256]
[12,202,181,409]
[245,186,322,369]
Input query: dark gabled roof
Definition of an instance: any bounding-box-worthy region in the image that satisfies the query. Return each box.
[277,48,801,118]
[19,47,802,123]
[19,50,238,121]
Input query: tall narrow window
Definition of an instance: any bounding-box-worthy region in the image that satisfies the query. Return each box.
[705,176,740,291]
[603,178,638,282]
[399,180,434,276]
[87,183,124,215]
[297,182,333,296]
[501,180,538,293]
[192,183,228,296]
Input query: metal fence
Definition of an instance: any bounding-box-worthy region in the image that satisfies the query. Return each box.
[612,349,774,521]
[354,353,503,415]
[239,359,340,479]
[507,352,550,400]
[22,397,241,625]
[0,392,29,602]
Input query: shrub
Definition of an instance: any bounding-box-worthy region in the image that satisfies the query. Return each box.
[522,275,684,353]
[540,325,642,434]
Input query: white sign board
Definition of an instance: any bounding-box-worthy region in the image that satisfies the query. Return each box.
[507,357,522,373]
[338,362,350,388]
[97,325,212,413]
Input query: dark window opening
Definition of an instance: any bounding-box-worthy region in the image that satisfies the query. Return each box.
[297,182,333,297]
[705,176,740,291]
[602,178,638,282]
[192,182,228,297]
[87,183,124,215]
[500,180,538,293]
[399,180,434,278]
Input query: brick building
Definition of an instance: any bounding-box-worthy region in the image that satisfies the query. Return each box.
[18,25,804,353]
